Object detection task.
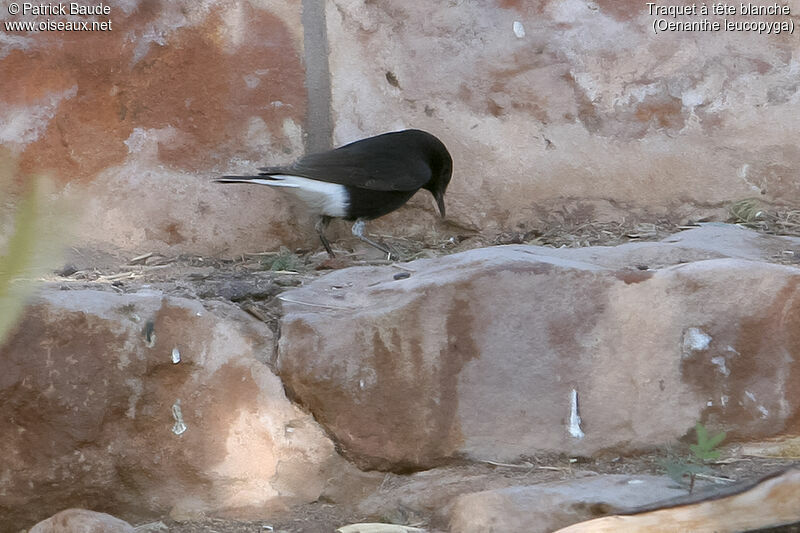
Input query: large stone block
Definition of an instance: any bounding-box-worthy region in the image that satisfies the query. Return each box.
[277,225,800,470]
[0,288,340,529]
[29,509,134,533]
[1,0,308,255]
[449,475,688,533]
[325,0,800,233]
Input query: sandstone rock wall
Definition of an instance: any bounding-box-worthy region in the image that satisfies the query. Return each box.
[0,289,344,527]
[4,226,800,529]
[326,0,800,234]
[277,226,800,470]
[2,0,799,255]
[1,0,308,255]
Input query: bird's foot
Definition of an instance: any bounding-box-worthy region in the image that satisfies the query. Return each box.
[351,219,402,260]
[384,244,402,262]
[315,216,336,258]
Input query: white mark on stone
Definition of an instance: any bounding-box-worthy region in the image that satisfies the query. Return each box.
[682,327,711,355]
[737,164,762,193]
[124,128,149,153]
[0,32,34,61]
[707,400,713,407]
[681,88,704,108]
[124,126,178,156]
[710,355,729,376]
[757,405,769,418]
[721,395,729,407]
[573,71,601,101]
[569,388,585,439]
[244,116,272,154]
[171,347,181,364]
[171,400,187,435]
[513,21,526,38]
[615,82,661,107]
[0,86,77,149]
[125,378,142,419]
[628,479,645,485]
[221,3,246,48]
[131,27,170,65]
[745,390,756,402]
[282,118,304,155]
[244,74,261,89]
[359,379,365,390]
[738,164,749,178]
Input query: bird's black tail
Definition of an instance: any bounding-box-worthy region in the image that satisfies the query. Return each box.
[213,173,302,190]
[214,165,294,184]
[214,174,283,183]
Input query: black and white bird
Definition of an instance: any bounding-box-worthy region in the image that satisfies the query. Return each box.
[215,129,452,258]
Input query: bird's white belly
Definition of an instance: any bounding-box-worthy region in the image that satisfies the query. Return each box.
[262,175,348,218]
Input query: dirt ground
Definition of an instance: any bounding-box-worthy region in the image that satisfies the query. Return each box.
[133,453,800,532]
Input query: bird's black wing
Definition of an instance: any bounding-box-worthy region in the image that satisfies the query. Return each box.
[258,130,433,192]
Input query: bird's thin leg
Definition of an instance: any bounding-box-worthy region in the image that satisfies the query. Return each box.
[352,219,395,260]
[315,216,335,258]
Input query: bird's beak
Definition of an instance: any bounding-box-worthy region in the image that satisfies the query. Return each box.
[435,191,446,218]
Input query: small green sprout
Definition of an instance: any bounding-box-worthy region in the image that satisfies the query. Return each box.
[690,422,727,462]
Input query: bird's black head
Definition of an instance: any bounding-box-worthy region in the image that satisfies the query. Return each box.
[412,130,452,218]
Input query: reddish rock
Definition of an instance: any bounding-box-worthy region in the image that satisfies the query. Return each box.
[277,225,800,470]
[449,475,688,533]
[2,1,305,180]
[1,0,310,255]
[29,509,133,533]
[4,2,800,257]
[0,289,341,528]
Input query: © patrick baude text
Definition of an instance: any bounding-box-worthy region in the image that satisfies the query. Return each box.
[4,3,113,32]
[648,2,794,34]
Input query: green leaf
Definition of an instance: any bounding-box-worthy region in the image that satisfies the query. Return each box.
[707,430,727,450]
[0,155,66,345]
[662,459,706,486]
[695,422,708,446]
[690,444,720,461]
[689,423,726,462]
[0,181,41,341]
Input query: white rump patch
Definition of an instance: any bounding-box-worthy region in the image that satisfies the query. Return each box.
[227,174,348,218]
[267,175,348,218]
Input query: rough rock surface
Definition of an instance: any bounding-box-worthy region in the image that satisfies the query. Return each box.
[4,1,800,255]
[1,0,308,255]
[448,474,688,533]
[0,288,341,529]
[277,225,800,469]
[554,468,800,533]
[29,509,134,533]
[326,0,800,234]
